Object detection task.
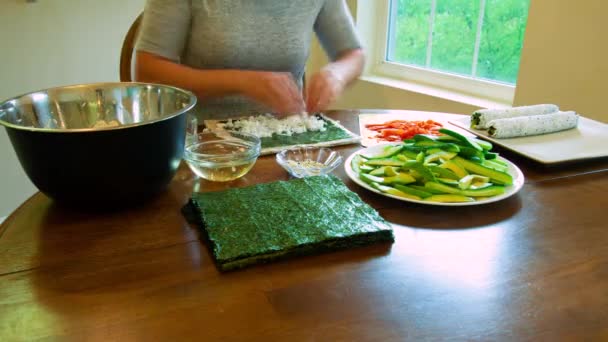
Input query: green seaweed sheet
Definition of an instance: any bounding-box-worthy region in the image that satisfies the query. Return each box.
[190,175,394,271]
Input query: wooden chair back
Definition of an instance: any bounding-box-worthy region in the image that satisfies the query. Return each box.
[119,13,143,82]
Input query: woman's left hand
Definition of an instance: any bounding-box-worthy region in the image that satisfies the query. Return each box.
[305,67,346,113]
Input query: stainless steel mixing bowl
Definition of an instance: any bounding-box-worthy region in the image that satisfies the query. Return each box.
[0,82,197,207]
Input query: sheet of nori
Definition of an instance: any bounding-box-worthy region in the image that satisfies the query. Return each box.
[190,175,394,271]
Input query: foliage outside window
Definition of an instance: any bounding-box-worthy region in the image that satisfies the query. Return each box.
[387,0,530,85]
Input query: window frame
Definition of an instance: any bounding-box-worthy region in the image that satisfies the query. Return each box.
[359,0,516,104]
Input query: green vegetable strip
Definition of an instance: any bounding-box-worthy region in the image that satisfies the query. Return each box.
[438,128,483,151]
[453,156,513,185]
[353,132,517,203]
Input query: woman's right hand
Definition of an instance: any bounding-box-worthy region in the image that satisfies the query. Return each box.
[240,71,305,115]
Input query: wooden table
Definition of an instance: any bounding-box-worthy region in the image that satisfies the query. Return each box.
[1,110,607,341]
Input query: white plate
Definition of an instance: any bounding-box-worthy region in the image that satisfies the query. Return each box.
[359,111,472,147]
[450,116,608,165]
[344,144,525,207]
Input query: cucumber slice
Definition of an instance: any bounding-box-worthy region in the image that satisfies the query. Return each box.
[359,164,375,172]
[458,146,486,161]
[437,178,459,186]
[371,182,421,200]
[453,157,513,185]
[481,159,509,173]
[439,128,483,152]
[393,184,434,198]
[351,154,363,174]
[413,134,438,143]
[461,186,506,197]
[364,159,405,167]
[435,134,459,142]
[409,184,444,194]
[360,173,384,185]
[360,172,416,185]
[424,181,461,194]
[362,144,403,159]
[370,166,398,177]
[412,141,461,153]
[472,138,493,151]
[384,173,417,185]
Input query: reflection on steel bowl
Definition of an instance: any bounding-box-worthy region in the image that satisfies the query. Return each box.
[0,82,197,208]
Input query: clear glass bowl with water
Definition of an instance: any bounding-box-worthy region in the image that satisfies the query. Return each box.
[184,130,261,182]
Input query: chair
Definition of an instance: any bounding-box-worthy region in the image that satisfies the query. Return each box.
[119,13,143,82]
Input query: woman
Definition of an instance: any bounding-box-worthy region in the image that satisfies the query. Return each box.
[134,0,364,120]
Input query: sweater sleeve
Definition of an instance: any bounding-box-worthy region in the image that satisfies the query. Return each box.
[314,0,362,61]
[135,0,191,62]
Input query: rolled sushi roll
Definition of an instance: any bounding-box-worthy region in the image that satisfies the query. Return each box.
[487,111,578,139]
[472,104,559,129]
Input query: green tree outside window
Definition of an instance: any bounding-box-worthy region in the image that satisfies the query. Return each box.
[388,0,530,84]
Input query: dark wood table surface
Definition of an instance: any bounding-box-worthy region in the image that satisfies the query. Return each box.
[1,110,607,341]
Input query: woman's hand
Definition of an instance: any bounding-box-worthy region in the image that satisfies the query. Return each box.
[241,71,305,115]
[305,67,346,113]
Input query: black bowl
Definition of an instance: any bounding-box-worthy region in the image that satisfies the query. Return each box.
[0,82,197,208]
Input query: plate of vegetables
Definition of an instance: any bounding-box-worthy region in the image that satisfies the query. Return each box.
[345,128,524,206]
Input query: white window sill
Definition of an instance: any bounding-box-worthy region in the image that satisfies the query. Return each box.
[359,74,511,110]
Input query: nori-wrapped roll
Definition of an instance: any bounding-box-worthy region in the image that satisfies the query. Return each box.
[472,104,559,129]
[487,111,578,138]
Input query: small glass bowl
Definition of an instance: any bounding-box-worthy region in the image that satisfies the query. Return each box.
[276,146,342,178]
[184,130,261,182]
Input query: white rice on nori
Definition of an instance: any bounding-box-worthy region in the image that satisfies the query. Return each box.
[218,113,326,138]
[472,104,559,129]
[487,111,578,138]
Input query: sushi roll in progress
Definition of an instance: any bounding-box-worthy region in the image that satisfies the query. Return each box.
[487,111,578,138]
[472,104,559,129]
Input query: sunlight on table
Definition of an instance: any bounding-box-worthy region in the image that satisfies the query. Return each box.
[397,227,504,290]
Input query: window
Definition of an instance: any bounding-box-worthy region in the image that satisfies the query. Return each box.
[362,0,531,103]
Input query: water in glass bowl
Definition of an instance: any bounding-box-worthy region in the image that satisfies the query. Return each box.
[184,131,260,182]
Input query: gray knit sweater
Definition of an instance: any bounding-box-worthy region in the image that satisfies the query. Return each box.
[136,0,361,120]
